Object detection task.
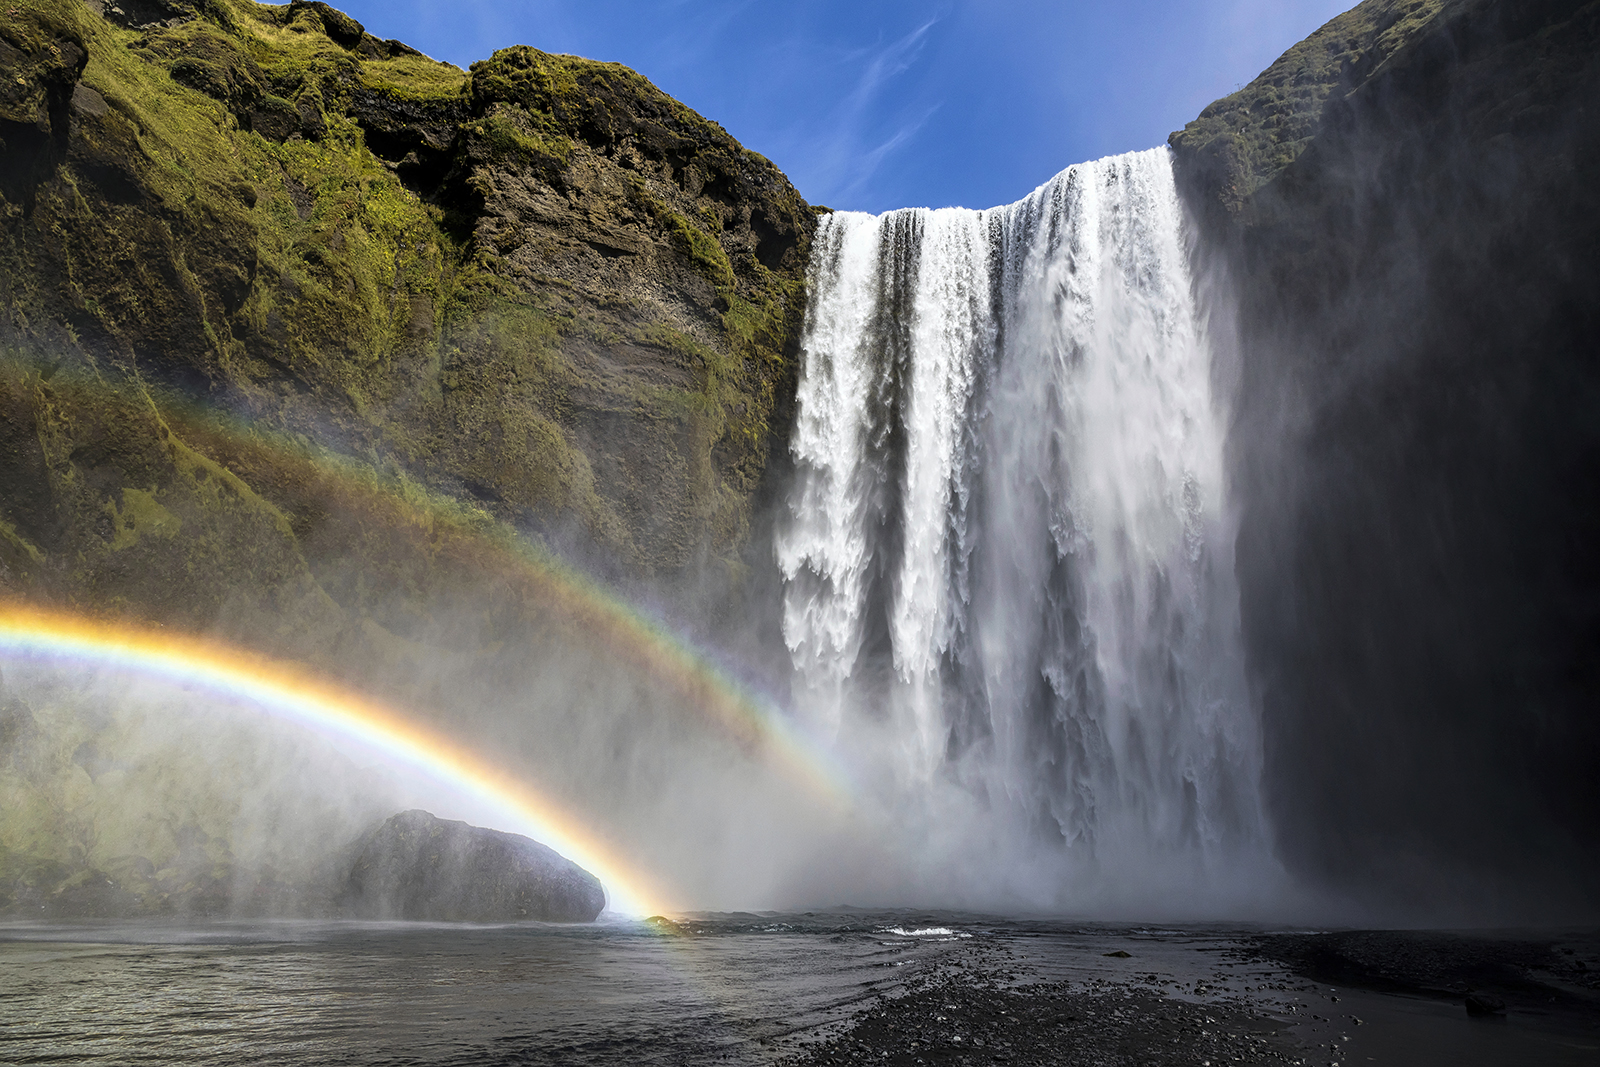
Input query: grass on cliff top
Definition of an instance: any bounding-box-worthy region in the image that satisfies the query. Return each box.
[470,45,731,144]
[2,0,87,50]
[355,52,466,102]
[1171,0,1451,200]
[216,0,468,102]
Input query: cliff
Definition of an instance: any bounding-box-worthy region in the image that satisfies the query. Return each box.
[1170,0,1600,916]
[0,0,814,595]
[7,0,1597,922]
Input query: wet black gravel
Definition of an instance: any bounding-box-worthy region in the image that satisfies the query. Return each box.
[779,973,1302,1067]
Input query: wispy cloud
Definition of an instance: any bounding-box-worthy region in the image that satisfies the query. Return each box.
[786,13,945,210]
[841,15,938,112]
[828,104,941,208]
[629,0,761,81]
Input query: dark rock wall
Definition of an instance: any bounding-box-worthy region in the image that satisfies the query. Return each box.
[1173,0,1600,918]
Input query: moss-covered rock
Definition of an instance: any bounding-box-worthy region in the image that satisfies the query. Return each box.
[0,0,815,585]
[1169,0,1449,221]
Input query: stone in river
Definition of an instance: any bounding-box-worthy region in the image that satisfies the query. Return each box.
[338,810,605,922]
[1464,992,1507,1017]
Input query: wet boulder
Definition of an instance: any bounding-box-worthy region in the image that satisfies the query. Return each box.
[1465,992,1507,1018]
[337,810,605,922]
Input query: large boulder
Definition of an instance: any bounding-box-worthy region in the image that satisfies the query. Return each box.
[338,810,606,922]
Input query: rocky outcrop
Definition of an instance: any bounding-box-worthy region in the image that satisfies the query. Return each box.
[1168,0,1450,223]
[338,810,605,922]
[0,0,814,596]
[1171,0,1600,917]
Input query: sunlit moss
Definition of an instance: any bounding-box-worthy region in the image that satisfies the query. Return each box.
[1169,0,1450,212]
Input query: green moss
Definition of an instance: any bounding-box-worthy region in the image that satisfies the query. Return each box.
[625,177,736,290]
[467,44,586,117]
[467,106,574,173]
[356,56,467,104]
[104,488,182,550]
[3,0,814,583]
[695,203,724,232]
[2,0,86,51]
[0,521,44,565]
[465,43,748,172]
[637,323,720,369]
[674,215,735,289]
[1170,0,1451,211]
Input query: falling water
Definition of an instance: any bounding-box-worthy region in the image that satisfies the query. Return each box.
[778,149,1269,910]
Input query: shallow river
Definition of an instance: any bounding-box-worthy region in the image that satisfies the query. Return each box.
[1,914,1594,1066]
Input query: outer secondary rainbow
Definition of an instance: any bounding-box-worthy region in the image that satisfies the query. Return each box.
[0,603,672,917]
[21,378,852,810]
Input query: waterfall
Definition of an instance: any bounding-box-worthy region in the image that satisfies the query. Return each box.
[777,148,1269,908]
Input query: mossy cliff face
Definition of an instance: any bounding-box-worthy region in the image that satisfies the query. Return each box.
[0,0,815,582]
[1170,0,1600,916]
[0,0,822,918]
[1168,0,1449,220]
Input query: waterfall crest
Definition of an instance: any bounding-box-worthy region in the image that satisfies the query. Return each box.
[777,149,1270,909]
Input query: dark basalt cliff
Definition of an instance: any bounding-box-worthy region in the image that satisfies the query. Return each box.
[0,0,814,597]
[1170,0,1600,916]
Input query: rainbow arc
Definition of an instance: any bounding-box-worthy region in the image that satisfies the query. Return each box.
[0,603,676,917]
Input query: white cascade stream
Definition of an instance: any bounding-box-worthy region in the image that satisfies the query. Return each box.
[777,148,1271,909]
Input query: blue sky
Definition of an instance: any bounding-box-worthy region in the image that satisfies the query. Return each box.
[332,0,1354,213]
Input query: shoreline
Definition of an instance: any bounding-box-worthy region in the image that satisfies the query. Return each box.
[779,926,1600,1066]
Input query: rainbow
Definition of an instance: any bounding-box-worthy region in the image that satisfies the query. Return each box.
[0,603,673,917]
[15,370,851,811]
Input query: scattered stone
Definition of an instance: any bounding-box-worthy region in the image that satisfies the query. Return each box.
[779,975,1298,1067]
